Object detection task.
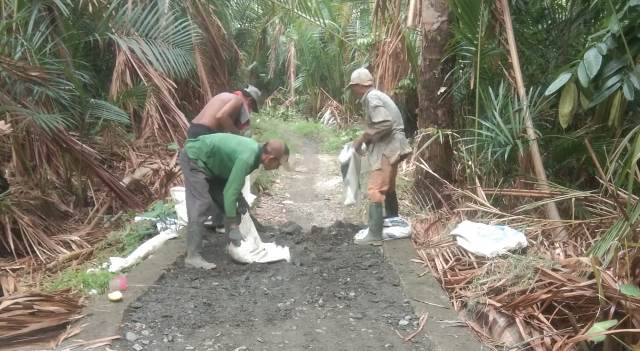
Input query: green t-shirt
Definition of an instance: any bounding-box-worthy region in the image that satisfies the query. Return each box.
[184,133,261,217]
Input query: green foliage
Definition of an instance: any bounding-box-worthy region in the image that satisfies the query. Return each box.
[252,106,354,153]
[43,268,115,294]
[141,200,177,222]
[586,319,618,343]
[619,283,640,298]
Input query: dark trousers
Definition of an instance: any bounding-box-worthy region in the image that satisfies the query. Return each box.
[187,123,218,139]
[179,151,226,257]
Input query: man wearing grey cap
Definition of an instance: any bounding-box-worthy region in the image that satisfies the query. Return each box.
[188,85,262,138]
[347,68,412,245]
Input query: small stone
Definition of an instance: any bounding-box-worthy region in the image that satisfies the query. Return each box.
[404,315,413,321]
[385,344,393,348]
[132,344,143,351]
[281,221,303,235]
[185,346,194,350]
[350,313,364,320]
[130,302,143,309]
[126,332,138,342]
[141,330,151,337]
[257,337,264,343]
[398,319,409,326]
[141,340,149,345]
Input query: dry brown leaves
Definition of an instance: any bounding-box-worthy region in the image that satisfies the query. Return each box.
[411,188,640,350]
[0,291,84,350]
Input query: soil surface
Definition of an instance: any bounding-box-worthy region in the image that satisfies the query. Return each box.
[114,137,433,351]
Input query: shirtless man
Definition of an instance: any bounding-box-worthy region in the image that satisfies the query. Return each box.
[187,85,261,139]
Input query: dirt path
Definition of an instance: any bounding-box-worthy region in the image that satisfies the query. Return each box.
[114,137,433,351]
[253,138,358,229]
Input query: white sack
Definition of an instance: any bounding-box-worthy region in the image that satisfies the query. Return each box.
[108,229,178,273]
[242,175,257,206]
[228,212,291,264]
[338,143,361,206]
[354,217,412,241]
[450,220,527,258]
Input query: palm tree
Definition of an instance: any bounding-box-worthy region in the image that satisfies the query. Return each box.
[413,0,454,206]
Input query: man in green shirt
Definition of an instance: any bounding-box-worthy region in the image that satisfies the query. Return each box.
[179,133,289,269]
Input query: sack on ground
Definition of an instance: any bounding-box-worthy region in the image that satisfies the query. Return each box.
[227,212,291,264]
[450,220,527,258]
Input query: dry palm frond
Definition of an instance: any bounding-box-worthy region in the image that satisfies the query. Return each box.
[372,1,411,95]
[410,171,640,349]
[0,291,84,351]
[186,0,241,96]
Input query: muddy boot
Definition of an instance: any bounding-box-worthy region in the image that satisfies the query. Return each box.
[384,191,399,218]
[355,203,383,245]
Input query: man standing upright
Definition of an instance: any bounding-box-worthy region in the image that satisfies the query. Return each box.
[188,85,261,138]
[347,68,412,245]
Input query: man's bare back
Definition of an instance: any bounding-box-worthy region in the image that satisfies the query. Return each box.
[192,92,244,134]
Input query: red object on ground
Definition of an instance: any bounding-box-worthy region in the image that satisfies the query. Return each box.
[109,275,128,292]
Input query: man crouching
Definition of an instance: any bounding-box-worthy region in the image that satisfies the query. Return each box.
[179,134,289,269]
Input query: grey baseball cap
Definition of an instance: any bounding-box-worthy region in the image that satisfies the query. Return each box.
[242,85,262,112]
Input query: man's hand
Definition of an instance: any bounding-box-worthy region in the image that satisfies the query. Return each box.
[0,121,13,136]
[237,196,250,215]
[352,136,366,156]
[224,216,243,246]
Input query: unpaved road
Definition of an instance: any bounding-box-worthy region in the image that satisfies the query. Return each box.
[114,138,432,351]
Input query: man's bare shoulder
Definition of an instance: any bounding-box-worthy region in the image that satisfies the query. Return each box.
[209,92,241,104]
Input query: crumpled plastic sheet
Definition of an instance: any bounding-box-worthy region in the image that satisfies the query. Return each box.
[450,220,527,258]
[354,216,412,241]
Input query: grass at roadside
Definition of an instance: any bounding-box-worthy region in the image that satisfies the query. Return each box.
[41,201,175,294]
[252,107,360,153]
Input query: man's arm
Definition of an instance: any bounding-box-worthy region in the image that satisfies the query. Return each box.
[222,160,252,219]
[216,96,244,134]
[354,106,393,151]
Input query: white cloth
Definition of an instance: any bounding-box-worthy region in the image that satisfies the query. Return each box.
[450,220,527,258]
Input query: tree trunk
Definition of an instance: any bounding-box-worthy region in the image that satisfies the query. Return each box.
[414,0,453,207]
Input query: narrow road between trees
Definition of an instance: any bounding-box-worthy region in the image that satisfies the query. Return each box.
[112,136,434,351]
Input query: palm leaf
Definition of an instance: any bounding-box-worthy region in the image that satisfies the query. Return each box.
[86,99,131,126]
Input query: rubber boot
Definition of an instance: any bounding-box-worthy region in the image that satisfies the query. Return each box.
[355,203,384,245]
[185,225,217,270]
[384,191,399,219]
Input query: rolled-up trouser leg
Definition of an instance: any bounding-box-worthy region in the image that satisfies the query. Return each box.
[179,152,216,258]
[367,156,397,203]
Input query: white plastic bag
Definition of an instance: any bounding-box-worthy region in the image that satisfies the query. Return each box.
[170,186,188,226]
[450,220,527,258]
[227,212,291,264]
[338,143,361,206]
[108,229,178,273]
[354,217,412,241]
